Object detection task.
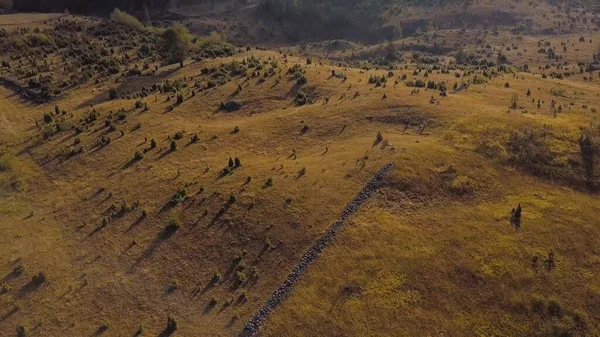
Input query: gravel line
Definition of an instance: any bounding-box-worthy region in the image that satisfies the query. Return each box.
[240,161,396,337]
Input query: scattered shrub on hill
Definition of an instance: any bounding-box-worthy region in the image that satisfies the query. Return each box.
[109,88,119,100]
[296,90,307,105]
[165,315,178,333]
[579,131,598,185]
[511,204,522,222]
[196,32,234,58]
[32,271,47,285]
[43,113,53,124]
[134,151,144,161]
[506,129,555,178]
[510,94,519,109]
[165,213,181,234]
[221,100,242,112]
[110,8,145,31]
[212,270,222,283]
[170,187,187,205]
[170,140,178,151]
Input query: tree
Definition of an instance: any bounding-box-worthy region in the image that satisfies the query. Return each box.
[0,0,12,10]
[580,131,598,184]
[510,93,519,109]
[142,3,151,24]
[454,48,468,64]
[161,24,193,68]
[109,88,119,100]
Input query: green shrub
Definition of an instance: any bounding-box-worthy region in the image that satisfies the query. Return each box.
[170,140,178,151]
[170,187,187,204]
[134,151,144,161]
[110,8,145,31]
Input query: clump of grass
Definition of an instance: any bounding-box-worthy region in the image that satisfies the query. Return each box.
[170,187,187,204]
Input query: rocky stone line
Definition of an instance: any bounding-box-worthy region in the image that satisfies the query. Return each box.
[240,161,396,337]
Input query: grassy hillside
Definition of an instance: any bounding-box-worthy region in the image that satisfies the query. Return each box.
[0,2,599,336]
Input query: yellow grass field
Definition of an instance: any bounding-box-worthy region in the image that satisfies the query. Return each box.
[1,5,599,336]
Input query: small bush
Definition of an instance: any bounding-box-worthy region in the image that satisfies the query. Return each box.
[212,270,222,283]
[43,113,53,124]
[109,88,119,100]
[170,187,187,204]
[510,94,519,109]
[265,177,273,187]
[165,213,182,234]
[134,151,144,161]
[32,271,47,284]
[165,315,178,333]
[236,271,247,284]
[221,100,242,112]
[150,139,157,148]
[170,140,178,151]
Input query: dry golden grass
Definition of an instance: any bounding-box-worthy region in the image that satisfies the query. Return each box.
[0,8,599,337]
[265,142,600,337]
